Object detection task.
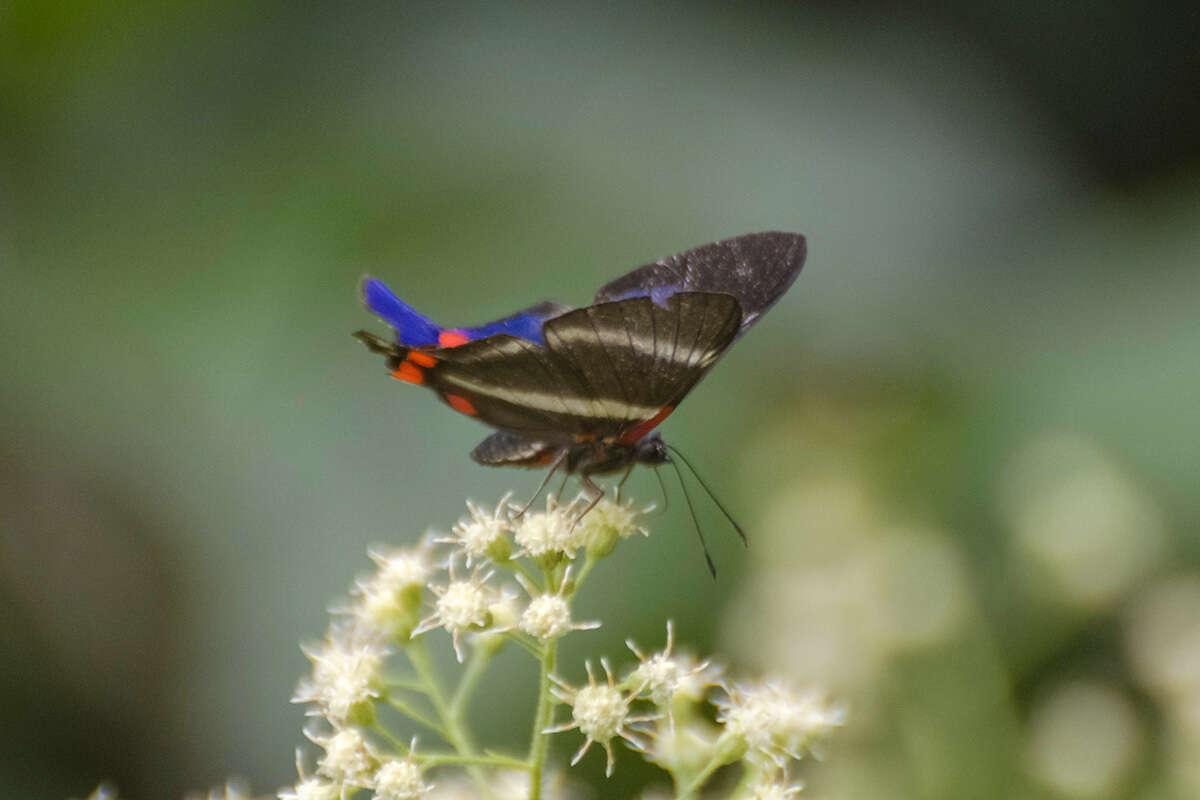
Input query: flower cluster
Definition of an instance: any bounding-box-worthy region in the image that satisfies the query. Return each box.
[279,491,840,799]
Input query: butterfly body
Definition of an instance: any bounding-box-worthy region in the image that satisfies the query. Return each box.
[354,232,806,503]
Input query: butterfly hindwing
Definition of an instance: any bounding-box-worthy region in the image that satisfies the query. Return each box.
[470,431,561,468]
[361,276,570,347]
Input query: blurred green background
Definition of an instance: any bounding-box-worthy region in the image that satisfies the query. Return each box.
[3,1,1199,798]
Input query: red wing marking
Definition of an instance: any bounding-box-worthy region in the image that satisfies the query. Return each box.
[408,351,438,368]
[619,405,675,444]
[438,330,470,347]
[444,393,478,416]
[391,361,425,385]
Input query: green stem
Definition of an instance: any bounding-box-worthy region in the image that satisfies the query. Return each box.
[674,748,733,800]
[419,752,529,769]
[450,643,491,720]
[572,553,598,589]
[407,638,489,791]
[505,558,543,590]
[371,721,414,753]
[382,676,428,693]
[383,695,449,739]
[526,634,559,800]
[504,630,545,659]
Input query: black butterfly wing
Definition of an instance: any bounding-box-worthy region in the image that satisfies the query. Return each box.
[423,293,741,441]
[594,231,805,338]
[358,232,801,451]
[540,293,741,440]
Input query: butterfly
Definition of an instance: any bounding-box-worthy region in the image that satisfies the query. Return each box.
[354,231,806,560]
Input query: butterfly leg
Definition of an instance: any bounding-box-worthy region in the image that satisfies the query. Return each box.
[571,472,606,530]
[553,469,570,503]
[615,464,634,502]
[514,449,568,518]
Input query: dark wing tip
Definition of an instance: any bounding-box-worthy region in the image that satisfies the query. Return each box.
[728,230,807,274]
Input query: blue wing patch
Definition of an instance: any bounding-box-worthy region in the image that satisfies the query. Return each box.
[594,285,679,307]
[361,277,441,347]
[360,277,571,348]
[457,301,572,346]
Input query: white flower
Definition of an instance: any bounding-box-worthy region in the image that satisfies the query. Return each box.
[513,498,585,559]
[517,568,600,642]
[368,538,436,591]
[373,740,433,800]
[716,681,843,769]
[627,621,721,710]
[487,586,521,631]
[412,558,495,661]
[352,538,437,633]
[546,659,658,776]
[309,727,376,786]
[280,748,343,800]
[437,495,512,564]
[578,497,651,551]
[294,634,385,724]
[278,778,341,800]
[745,779,805,800]
[643,719,720,774]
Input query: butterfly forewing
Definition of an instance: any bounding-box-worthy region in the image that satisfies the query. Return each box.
[594,231,805,338]
[423,293,740,439]
[427,334,598,433]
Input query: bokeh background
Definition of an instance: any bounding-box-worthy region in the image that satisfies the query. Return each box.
[3,1,1199,798]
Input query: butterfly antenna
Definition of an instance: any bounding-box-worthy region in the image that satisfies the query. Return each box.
[669,458,717,579]
[652,466,670,515]
[667,445,748,547]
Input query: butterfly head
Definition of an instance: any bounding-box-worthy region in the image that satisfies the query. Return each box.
[633,431,669,466]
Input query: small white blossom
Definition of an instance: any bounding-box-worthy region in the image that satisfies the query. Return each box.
[487,586,521,631]
[627,621,721,710]
[373,740,433,800]
[412,558,495,661]
[368,538,436,591]
[579,497,651,542]
[716,681,843,769]
[294,634,386,724]
[513,498,585,559]
[309,726,376,786]
[351,538,437,632]
[437,495,512,564]
[278,778,341,800]
[546,659,658,776]
[517,568,600,642]
[746,779,805,800]
[280,749,342,800]
[644,719,720,774]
